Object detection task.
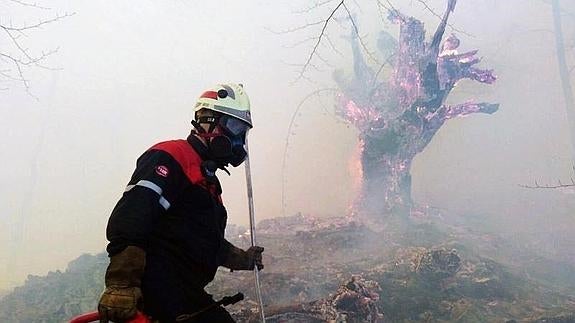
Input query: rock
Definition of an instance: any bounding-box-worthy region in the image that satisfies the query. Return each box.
[416,248,461,279]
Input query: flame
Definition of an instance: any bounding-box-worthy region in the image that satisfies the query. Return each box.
[347,140,364,216]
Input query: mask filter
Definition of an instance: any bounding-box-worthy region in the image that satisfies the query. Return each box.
[208,134,247,167]
[209,136,233,160]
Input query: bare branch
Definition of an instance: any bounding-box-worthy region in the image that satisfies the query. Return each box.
[376,1,388,23]
[324,34,344,57]
[439,102,499,120]
[6,0,50,10]
[519,182,575,189]
[372,53,396,83]
[367,52,396,104]
[520,165,575,189]
[3,26,35,62]
[265,20,325,35]
[350,0,363,14]
[429,0,456,52]
[377,0,404,22]
[282,36,319,49]
[1,12,75,32]
[293,0,338,14]
[341,2,380,65]
[315,50,334,68]
[0,53,33,96]
[0,8,74,94]
[414,0,473,37]
[297,0,345,81]
[282,88,339,217]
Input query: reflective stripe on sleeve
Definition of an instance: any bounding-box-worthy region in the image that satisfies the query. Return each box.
[125,180,171,210]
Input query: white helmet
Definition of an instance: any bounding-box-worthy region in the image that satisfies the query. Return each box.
[194,83,252,127]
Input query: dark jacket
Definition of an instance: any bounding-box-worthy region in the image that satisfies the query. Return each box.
[106,135,233,288]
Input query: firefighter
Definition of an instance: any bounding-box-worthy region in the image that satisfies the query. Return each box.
[97,83,264,323]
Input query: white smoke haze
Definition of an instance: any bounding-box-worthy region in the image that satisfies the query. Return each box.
[1,0,574,298]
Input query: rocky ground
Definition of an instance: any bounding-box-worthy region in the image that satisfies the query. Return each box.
[1,211,574,322]
[208,212,575,322]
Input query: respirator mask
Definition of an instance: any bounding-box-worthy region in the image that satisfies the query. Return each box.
[192,114,251,167]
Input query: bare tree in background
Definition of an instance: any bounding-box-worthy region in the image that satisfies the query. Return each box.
[514,0,575,191]
[0,0,72,94]
[550,0,575,163]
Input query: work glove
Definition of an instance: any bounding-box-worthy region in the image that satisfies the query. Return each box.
[98,246,146,323]
[223,245,264,271]
[98,286,143,323]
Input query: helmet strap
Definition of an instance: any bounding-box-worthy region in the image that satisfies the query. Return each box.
[191,115,219,136]
[191,119,206,134]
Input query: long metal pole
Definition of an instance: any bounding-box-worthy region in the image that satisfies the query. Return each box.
[243,137,266,322]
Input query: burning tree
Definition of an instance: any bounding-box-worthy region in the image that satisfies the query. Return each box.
[333,0,498,218]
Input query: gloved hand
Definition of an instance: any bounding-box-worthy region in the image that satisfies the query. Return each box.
[98,286,143,323]
[223,245,264,271]
[98,246,146,323]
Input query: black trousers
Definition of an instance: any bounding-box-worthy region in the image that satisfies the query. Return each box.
[142,253,235,323]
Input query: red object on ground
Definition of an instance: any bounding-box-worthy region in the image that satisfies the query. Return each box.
[69,311,151,323]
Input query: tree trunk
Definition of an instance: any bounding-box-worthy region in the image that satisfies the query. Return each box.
[335,1,497,220]
[552,0,575,162]
[358,131,414,218]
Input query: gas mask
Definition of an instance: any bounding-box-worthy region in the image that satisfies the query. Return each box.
[192,114,251,167]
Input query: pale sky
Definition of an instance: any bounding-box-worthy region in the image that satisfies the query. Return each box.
[1,0,574,291]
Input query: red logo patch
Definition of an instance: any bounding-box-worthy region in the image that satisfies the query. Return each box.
[155,165,169,177]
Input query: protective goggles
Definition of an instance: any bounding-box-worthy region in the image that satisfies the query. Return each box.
[218,114,251,137]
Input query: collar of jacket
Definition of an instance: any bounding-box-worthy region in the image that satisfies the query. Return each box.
[186,132,231,177]
[187,132,211,160]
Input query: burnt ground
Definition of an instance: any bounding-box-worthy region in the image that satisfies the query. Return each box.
[1,211,574,322]
[208,212,575,322]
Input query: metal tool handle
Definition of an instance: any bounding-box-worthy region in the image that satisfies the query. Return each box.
[244,137,266,322]
[175,293,245,322]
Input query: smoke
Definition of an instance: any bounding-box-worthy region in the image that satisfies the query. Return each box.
[2,0,575,294]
